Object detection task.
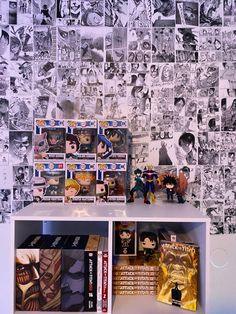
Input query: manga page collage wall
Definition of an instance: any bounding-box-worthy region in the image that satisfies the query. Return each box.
[0,0,235,235]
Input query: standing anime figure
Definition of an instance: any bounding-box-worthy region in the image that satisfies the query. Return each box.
[142,165,158,204]
[127,168,146,203]
[160,172,188,203]
[162,175,177,201]
[97,134,112,159]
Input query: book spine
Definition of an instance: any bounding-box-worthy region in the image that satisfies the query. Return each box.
[113,290,156,295]
[113,280,158,286]
[84,251,97,311]
[113,265,159,271]
[102,251,108,313]
[113,271,157,276]
[113,285,157,291]
[113,275,158,281]
[97,250,103,313]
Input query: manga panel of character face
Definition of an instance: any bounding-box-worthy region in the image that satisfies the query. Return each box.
[9,130,33,165]
[81,0,104,26]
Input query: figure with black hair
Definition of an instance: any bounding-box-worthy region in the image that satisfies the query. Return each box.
[163,175,176,201]
[160,172,188,203]
[104,128,124,149]
[96,180,108,202]
[127,168,146,203]
[140,231,158,261]
[66,133,80,159]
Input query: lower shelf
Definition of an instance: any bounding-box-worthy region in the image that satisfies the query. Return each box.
[112,295,205,314]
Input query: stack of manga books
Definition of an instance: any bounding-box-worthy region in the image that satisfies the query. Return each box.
[112,255,159,296]
[113,222,159,295]
[33,118,128,204]
[16,234,108,312]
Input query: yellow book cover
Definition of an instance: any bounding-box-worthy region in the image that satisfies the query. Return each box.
[157,240,198,311]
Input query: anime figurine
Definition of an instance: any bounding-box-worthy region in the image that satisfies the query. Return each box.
[104,174,116,195]
[65,179,80,203]
[33,177,47,202]
[77,131,94,153]
[127,168,146,203]
[97,134,112,159]
[162,175,177,201]
[66,133,80,159]
[47,129,65,153]
[104,129,124,149]
[96,180,108,202]
[160,172,188,203]
[142,165,158,204]
[44,172,64,196]
[74,172,95,195]
[140,231,158,262]
[118,229,133,255]
[34,132,49,159]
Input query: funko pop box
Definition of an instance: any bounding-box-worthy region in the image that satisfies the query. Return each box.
[97,120,128,161]
[66,162,96,204]
[66,119,97,162]
[96,162,127,204]
[34,161,65,203]
[34,119,66,161]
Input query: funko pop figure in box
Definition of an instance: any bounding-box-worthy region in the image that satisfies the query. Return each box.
[140,231,158,262]
[66,162,96,203]
[34,119,66,160]
[96,162,127,203]
[96,180,108,202]
[76,130,94,153]
[66,120,97,161]
[159,172,188,203]
[46,129,65,153]
[33,177,47,202]
[97,134,112,159]
[74,171,96,195]
[34,132,50,159]
[44,171,65,196]
[97,120,128,161]
[65,179,80,203]
[66,134,80,159]
[114,221,137,256]
[104,129,125,150]
[142,165,159,204]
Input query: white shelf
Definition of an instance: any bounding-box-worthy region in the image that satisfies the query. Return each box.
[12,201,208,222]
[11,202,210,314]
[112,296,205,314]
